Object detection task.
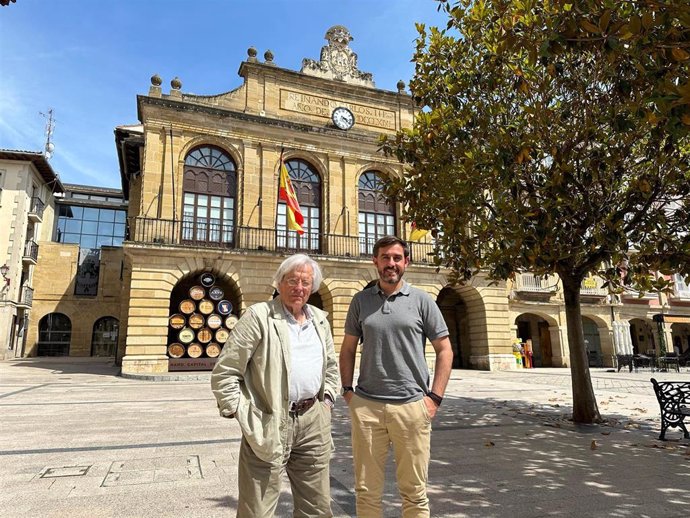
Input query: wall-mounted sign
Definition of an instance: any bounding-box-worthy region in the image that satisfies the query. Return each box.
[280,89,396,130]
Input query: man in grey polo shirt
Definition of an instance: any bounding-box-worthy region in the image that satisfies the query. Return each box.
[340,235,453,518]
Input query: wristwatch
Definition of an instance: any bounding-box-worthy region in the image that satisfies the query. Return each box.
[341,386,354,396]
[426,391,443,406]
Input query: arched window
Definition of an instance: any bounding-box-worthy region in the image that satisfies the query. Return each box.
[91,317,119,357]
[277,159,321,252]
[358,171,395,255]
[37,313,71,356]
[182,146,237,247]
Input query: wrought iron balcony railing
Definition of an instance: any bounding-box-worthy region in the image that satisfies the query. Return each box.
[126,217,435,264]
[23,240,39,263]
[28,197,45,221]
[19,286,34,307]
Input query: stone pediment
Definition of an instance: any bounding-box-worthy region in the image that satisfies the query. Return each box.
[301,25,374,88]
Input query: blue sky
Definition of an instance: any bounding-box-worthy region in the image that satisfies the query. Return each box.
[0,0,447,189]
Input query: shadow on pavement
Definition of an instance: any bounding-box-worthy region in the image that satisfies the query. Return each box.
[4,357,121,377]
[330,393,690,518]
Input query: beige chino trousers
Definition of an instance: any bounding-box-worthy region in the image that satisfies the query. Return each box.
[237,402,333,518]
[349,393,432,518]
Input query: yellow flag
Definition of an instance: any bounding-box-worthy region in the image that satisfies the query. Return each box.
[409,222,429,241]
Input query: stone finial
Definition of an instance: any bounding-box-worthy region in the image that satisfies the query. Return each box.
[247,47,258,62]
[171,77,182,90]
[149,74,163,97]
[264,49,275,65]
[397,80,406,93]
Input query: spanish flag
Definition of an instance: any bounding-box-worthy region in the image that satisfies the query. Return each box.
[409,222,429,241]
[278,151,305,235]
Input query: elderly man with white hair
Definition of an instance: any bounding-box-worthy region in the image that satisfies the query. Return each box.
[211,253,340,518]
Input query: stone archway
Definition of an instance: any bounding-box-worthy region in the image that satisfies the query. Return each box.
[436,284,492,369]
[167,270,242,370]
[582,316,603,367]
[436,287,468,368]
[671,323,690,354]
[629,318,655,355]
[515,313,560,367]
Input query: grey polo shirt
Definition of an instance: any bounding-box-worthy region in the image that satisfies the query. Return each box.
[344,280,449,403]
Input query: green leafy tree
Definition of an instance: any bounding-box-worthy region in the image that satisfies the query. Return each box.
[382,0,690,423]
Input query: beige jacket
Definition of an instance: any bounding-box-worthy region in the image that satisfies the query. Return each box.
[211,298,340,462]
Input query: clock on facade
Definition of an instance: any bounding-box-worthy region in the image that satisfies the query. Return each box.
[331,106,355,130]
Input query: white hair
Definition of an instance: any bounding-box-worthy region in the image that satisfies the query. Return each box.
[272,254,323,294]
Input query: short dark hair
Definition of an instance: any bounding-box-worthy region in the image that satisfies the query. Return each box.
[373,235,409,258]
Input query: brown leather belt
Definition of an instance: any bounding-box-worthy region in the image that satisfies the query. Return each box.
[289,396,317,415]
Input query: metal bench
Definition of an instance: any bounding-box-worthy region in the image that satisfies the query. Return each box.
[658,352,680,373]
[650,378,690,440]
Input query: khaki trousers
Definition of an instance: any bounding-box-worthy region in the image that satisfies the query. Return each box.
[237,402,333,518]
[349,394,432,518]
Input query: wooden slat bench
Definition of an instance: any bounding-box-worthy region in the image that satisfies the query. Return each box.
[650,378,690,440]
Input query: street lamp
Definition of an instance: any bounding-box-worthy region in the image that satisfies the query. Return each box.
[0,264,9,286]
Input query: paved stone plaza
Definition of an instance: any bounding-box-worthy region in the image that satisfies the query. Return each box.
[1,358,689,517]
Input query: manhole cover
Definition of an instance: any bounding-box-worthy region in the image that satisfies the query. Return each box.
[41,465,91,478]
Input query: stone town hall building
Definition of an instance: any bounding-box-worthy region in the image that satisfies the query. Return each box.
[7,26,690,373]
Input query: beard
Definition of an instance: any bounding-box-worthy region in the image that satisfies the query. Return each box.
[379,266,403,285]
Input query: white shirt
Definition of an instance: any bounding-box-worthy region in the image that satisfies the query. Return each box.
[284,305,323,402]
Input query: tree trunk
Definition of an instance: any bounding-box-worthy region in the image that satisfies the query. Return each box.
[560,274,602,424]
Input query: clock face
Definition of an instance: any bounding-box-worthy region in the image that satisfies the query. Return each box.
[332,106,355,130]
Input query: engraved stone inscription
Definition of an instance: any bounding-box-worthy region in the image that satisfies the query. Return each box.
[281,90,396,130]
[102,455,202,487]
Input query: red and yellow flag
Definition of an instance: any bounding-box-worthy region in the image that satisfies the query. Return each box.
[409,222,429,241]
[278,152,305,235]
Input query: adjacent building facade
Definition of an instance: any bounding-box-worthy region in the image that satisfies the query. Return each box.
[26,184,127,358]
[13,26,690,373]
[0,150,64,359]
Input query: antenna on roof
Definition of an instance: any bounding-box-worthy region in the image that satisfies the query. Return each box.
[39,108,56,160]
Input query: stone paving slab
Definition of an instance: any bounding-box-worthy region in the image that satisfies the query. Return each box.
[1,358,690,517]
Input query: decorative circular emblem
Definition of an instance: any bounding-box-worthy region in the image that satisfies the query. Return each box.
[215,328,230,343]
[167,343,185,358]
[188,313,205,330]
[207,314,222,329]
[186,343,203,358]
[198,299,214,315]
[200,272,215,287]
[197,328,213,344]
[178,328,195,344]
[225,314,239,330]
[205,343,221,358]
[209,286,224,300]
[189,286,206,300]
[216,300,233,315]
[179,300,196,315]
[332,106,355,130]
[168,314,186,330]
